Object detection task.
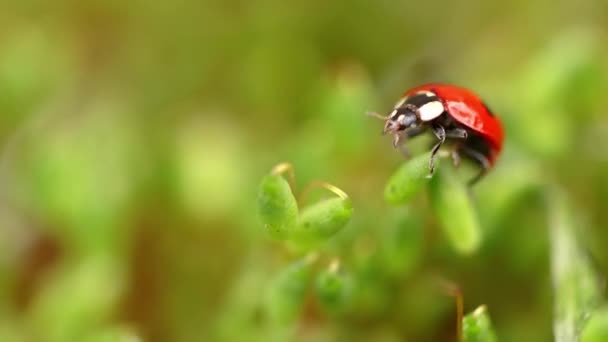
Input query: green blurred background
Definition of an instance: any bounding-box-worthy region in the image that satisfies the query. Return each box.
[0,1,607,341]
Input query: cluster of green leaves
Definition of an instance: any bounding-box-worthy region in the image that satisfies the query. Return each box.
[257,163,353,328]
[386,154,480,254]
[257,152,500,340]
[256,143,607,341]
[258,163,353,249]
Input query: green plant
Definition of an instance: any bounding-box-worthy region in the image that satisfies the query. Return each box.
[256,149,604,341]
[463,305,497,342]
[256,157,495,340]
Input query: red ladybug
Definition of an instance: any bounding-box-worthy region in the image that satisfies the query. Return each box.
[369,83,504,184]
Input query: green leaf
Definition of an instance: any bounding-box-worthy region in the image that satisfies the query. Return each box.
[385,152,435,205]
[429,167,481,254]
[315,260,352,312]
[581,306,608,342]
[291,197,353,248]
[257,173,298,240]
[267,255,316,325]
[463,305,497,342]
[549,190,602,341]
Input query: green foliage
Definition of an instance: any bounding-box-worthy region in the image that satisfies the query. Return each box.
[384,152,435,205]
[315,260,352,312]
[581,307,608,342]
[463,305,497,342]
[429,166,481,255]
[266,255,316,325]
[513,30,603,158]
[0,3,606,342]
[257,163,353,250]
[378,210,423,278]
[549,191,603,341]
[293,197,353,248]
[28,256,125,342]
[385,155,480,255]
[257,172,298,240]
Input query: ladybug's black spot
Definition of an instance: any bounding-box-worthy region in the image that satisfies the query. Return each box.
[481,101,495,117]
[400,92,439,110]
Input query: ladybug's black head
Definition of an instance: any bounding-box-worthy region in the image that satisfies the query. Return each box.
[367,90,445,147]
[384,91,444,133]
[383,105,417,135]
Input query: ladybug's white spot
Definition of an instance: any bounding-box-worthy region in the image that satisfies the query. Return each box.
[418,101,444,121]
[417,91,436,97]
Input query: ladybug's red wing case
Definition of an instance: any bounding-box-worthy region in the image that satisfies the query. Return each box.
[405,84,504,164]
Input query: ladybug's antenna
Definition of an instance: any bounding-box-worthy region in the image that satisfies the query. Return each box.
[365,111,389,121]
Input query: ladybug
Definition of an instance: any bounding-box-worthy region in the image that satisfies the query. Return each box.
[369,83,504,184]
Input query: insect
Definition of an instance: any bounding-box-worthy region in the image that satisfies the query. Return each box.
[369,83,504,184]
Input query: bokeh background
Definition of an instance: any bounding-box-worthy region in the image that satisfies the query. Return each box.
[1,1,607,341]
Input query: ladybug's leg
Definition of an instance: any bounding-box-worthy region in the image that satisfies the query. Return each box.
[458,145,491,185]
[436,127,469,167]
[392,133,402,148]
[443,127,468,167]
[444,127,468,139]
[394,126,427,157]
[429,124,446,174]
[430,126,470,174]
